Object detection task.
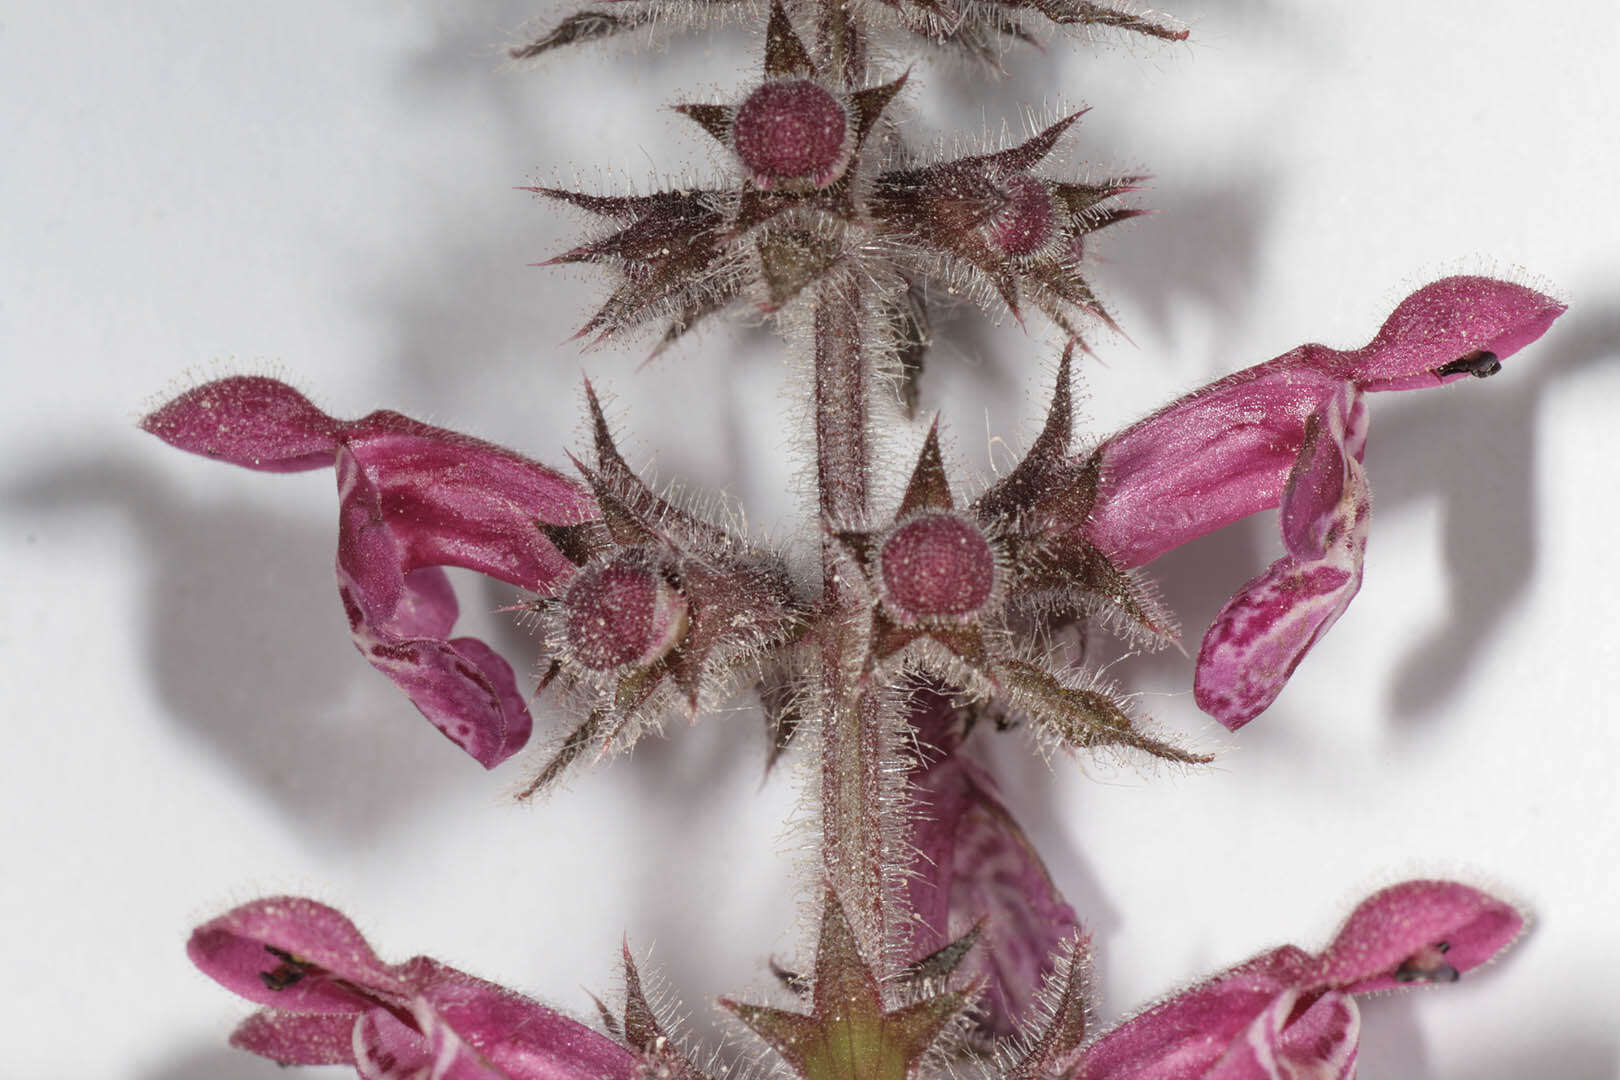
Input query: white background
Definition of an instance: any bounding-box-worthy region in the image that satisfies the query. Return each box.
[4,2,1618,1077]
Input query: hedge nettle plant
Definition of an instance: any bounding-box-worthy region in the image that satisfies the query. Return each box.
[147,3,1565,1077]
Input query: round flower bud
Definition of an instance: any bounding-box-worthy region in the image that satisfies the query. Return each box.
[986,175,1058,257]
[732,80,850,188]
[877,512,997,621]
[562,551,689,670]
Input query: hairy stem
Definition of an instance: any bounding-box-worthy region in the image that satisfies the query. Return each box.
[813,280,868,534]
[816,0,867,89]
[812,279,892,954]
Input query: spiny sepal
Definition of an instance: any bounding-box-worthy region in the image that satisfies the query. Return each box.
[520,387,809,793]
[673,103,733,145]
[582,381,734,551]
[897,0,1185,58]
[871,113,1140,335]
[758,661,806,774]
[1008,533,1178,648]
[1000,934,1094,1080]
[506,0,1184,66]
[903,924,984,988]
[528,186,738,347]
[829,410,1194,766]
[722,890,978,1080]
[764,0,815,77]
[976,343,1079,524]
[897,418,954,517]
[1011,0,1187,39]
[614,944,714,1080]
[509,9,653,59]
[515,710,604,801]
[533,7,917,347]
[977,350,1175,647]
[997,659,1210,765]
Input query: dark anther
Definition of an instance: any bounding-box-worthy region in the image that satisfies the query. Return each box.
[1394,941,1460,984]
[1435,349,1501,379]
[259,965,305,991]
[260,943,309,991]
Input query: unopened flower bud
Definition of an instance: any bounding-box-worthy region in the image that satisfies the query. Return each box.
[986,175,1057,257]
[878,512,997,620]
[563,551,689,670]
[733,80,849,188]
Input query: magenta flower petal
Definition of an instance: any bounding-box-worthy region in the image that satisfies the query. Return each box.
[351,961,646,1080]
[187,897,406,1013]
[1085,362,1343,569]
[340,411,586,589]
[1334,276,1567,392]
[1274,992,1359,1079]
[337,449,531,766]
[404,960,641,1080]
[1082,277,1562,728]
[1193,386,1370,729]
[141,376,342,472]
[144,377,595,767]
[1085,277,1564,568]
[1077,880,1523,1076]
[231,1011,359,1066]
[1204,989,1360,1080]
[192,898,642,1080]
[1314,880,1526,993]
[1074,947,1316,1080]
[906,693,1080,1037]
[354,1005,446,1080]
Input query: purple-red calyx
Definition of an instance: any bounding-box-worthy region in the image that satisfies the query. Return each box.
[1081,276,1565,729]
[188,897,642,1079]
[1074,880,1525,1079]
[878,512,998,621]
[561,549,690,670]
[141,377,594,767]
[871,109,1143,338]
[732,79,851,189]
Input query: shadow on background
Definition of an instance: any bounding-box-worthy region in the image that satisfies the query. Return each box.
[375,1,787,507]
[138,1044,341,1079]
[3,454,471,850]
[1372,298,1620,723]
[1357,974,1620,1078]
[1099,172,1275,360]
[472,574,803,1033]
[1090,294,1618,746]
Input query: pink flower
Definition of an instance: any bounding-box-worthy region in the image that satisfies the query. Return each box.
[188,897,640,1079]
[1083,276,1565,728]
[142,377,593,767]
[904,689,1081,1039]
[1074,880,1525,1079]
